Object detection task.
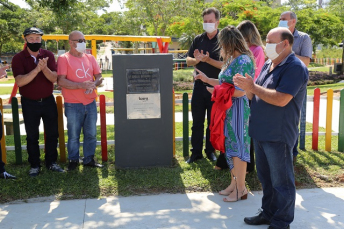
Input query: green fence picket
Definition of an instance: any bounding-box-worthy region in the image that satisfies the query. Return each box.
[338,90,344,151]
[183,92,189,157]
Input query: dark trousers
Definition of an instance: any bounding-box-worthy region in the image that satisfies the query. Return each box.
[0,111,5,173]
[190,81,214,156]
[21,95,59,168]
[254,140,295,228]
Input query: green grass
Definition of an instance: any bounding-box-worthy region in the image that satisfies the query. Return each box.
[1,122,344,203]
[309,63,324,68]
[307,83,344,95]
[98,91,113,98]
[0,79,15,84]
[0,87,16,95]
[102,70,113,78]
[175,90,193,94]
[308,66,330,72]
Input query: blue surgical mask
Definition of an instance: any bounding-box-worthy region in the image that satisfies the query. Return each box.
[278,20,289,28]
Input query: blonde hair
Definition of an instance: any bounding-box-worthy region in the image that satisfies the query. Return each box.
[237,20,264,49]
[218,25,255,68]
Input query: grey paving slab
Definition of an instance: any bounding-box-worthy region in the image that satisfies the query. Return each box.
[1,187,343,229]
[0,198,86,229]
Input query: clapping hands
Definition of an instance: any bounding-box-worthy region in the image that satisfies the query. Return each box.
[0,65,9,79]
[194,49,210,63]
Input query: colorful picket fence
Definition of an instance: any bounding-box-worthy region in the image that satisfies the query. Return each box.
[182,88,344,156]
[2,87,344,164]
[314,58,341,66]
[0,95,109,165]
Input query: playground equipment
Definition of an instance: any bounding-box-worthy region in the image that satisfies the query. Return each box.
[42,35,171,58]
[9,35,172,103]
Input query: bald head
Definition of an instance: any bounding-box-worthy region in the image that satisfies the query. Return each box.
[268,27,294,46]
[69,31,84,40]
[68,30,86,54]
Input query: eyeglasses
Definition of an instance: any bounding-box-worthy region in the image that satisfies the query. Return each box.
[71,39,86,43]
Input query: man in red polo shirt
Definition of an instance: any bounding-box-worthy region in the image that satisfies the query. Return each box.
[12,27,64,177]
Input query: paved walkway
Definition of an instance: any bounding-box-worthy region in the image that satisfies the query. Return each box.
[0,187,343,228]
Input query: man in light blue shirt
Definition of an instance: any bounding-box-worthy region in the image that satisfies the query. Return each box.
[279,11,312,163]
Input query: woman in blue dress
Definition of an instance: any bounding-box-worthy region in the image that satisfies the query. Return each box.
[195,26,255,202]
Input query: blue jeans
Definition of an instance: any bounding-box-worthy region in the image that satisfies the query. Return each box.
[64,100,97,164]
[253,139,295,229]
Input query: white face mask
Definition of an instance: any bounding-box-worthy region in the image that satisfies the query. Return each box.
[75,42,86,53]
[203,23,216,34]
[265,41,284,60]
[278,20,289,28]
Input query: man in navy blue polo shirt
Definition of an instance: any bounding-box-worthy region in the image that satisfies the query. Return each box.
[186,7,223,163]
[12,27,64,177]
[234,27,308,229]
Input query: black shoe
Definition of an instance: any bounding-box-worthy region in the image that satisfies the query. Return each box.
[84,160,104,168]
[48,163,65,173]
[268,226,290,229]
[186,155,203,164]
[0,171,16,179]
[68,160,79,171]
[29,167,40,177]
[206,152,217,161]
[244,212,270,225]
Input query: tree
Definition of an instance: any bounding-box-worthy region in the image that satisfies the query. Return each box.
[297,8,344,54]
[0,3,30,55]
[125,0,194,36]
[24,0,111,50]
[26,0,110,34]
[0,0,16,11]
[283,0,317,11]
[327,0,344,19]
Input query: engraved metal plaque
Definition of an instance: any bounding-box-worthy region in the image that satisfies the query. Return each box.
[127,93,161,119]
[126,68,160,94]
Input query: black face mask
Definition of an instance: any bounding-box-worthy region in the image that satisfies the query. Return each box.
[26,41,42,52]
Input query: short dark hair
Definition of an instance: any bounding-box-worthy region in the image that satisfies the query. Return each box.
[202,7,220,20]
[281,30,294,45]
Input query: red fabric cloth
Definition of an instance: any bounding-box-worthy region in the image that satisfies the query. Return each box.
[210,82,235,152]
